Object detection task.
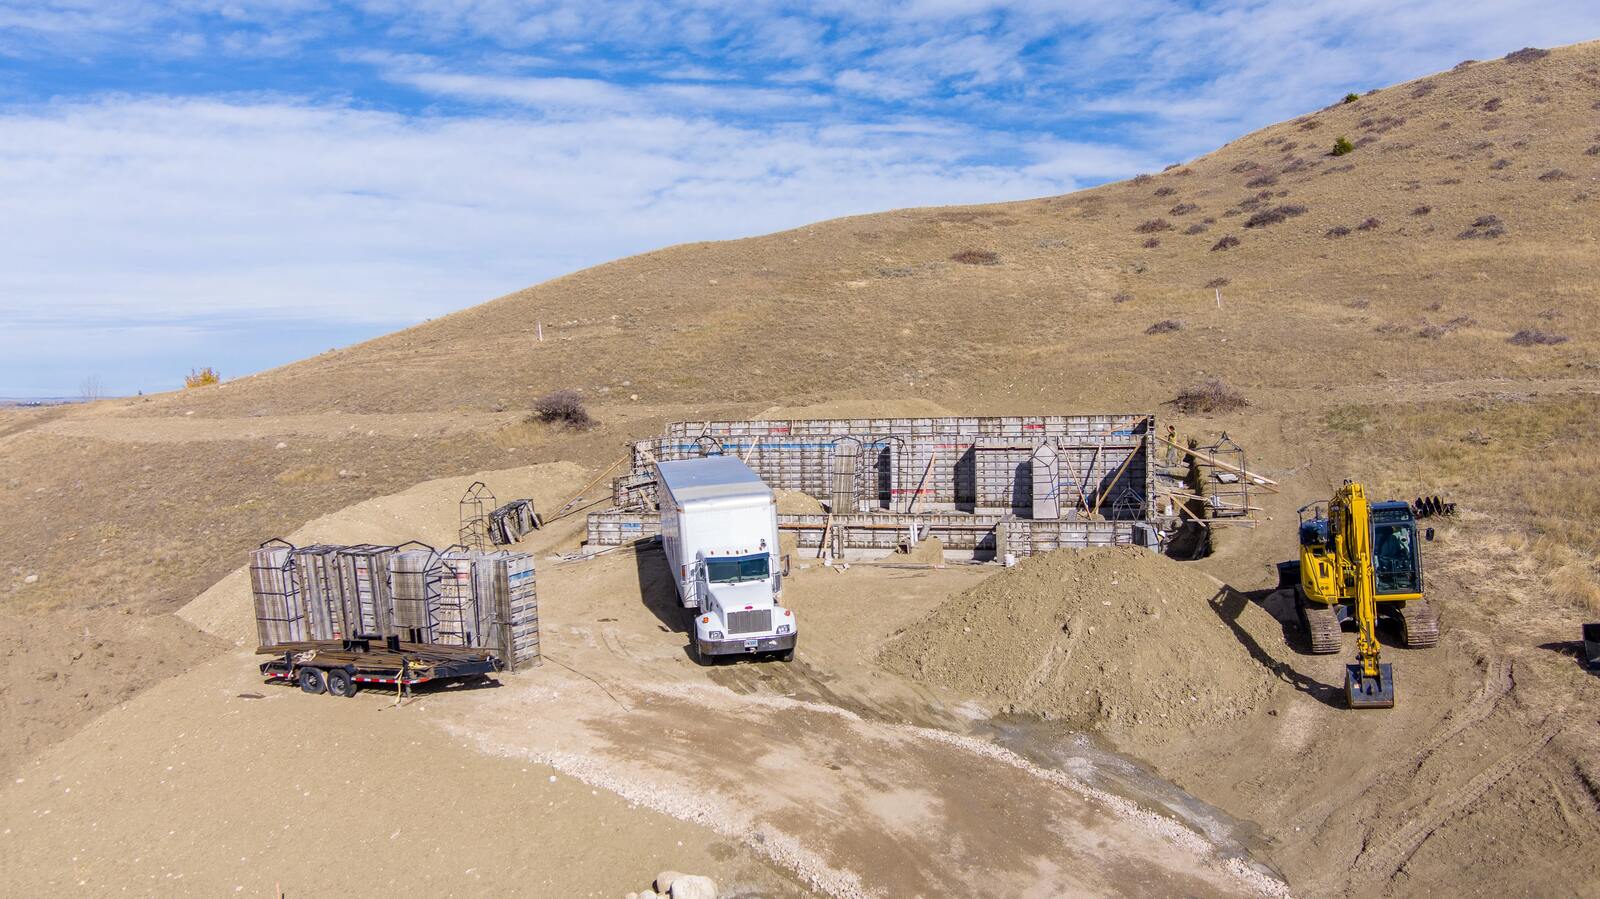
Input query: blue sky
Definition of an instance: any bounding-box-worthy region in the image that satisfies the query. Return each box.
[2,2,1597,396]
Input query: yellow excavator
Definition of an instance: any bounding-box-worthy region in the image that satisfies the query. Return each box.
[1294,481,1438,708]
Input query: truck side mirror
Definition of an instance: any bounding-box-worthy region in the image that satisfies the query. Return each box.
[1424,527,1435,542]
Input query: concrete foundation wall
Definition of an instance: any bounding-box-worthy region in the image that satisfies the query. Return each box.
[587,511,1150,561]
[618,414,1154,520]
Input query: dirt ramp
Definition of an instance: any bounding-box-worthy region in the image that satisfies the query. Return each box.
[882,547,1277,743]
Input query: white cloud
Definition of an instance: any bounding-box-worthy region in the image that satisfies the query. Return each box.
[0,94,1122,391]
[4,0,1600,393]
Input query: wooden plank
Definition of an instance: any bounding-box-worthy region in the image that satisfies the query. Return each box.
[1153,434,1280,488]
[1092,438,1144,515]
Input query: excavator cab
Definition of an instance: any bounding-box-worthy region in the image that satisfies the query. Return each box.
[1370,503,1423,595]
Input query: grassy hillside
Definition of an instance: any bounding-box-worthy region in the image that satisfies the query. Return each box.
[145,40,1600,418]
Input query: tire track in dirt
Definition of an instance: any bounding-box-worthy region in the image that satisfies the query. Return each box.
[1346,718,1563,891]
[1289,654,1518,897]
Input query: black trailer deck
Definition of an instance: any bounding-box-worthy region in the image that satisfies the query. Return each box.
[258,636,503,697]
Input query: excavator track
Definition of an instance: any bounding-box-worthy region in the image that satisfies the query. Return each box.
[1396,599,1440,648]
[1297,588,1343,654]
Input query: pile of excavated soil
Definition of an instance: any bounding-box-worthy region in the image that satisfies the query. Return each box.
[882,547,1276,739]
[775,489,825,515]
[899,536,946,563]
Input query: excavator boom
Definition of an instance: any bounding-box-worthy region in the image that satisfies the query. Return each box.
[1342,484,1393,707]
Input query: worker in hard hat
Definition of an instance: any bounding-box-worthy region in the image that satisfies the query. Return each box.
[1164,424,1180,466]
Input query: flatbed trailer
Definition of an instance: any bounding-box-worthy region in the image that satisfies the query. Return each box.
[257,636,503,697]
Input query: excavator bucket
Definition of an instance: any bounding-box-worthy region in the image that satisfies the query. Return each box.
[1345,663,1395,709]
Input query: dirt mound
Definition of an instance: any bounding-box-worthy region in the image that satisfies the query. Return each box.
[882,547,1276,740]
[899,536,945,563]
[775,489,825,515]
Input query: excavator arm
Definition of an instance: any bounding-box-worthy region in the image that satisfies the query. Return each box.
[1339,483,1395,708]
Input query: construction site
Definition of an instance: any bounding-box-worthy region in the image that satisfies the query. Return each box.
[4,40,1600,899]
[589,413,1262,560]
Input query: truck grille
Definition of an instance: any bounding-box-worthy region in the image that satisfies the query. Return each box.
[725,609,772,635]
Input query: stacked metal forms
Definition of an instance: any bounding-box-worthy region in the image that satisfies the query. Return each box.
[478,552,540,670]
[390,548,443,644]
[248,541,540,670]
[289,544,346,640]
[249,543,308,645]
[487,499,540,545]
[591,414,1161,560]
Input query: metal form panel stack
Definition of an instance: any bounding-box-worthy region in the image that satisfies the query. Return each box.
[250,541,539,664]
[435,550,478,647]
[389,549,442,644]
[487,499,540,545]
[336,545,397,638]
[290,544,347,640]
[250,544,308,646]
[474,552,540,671]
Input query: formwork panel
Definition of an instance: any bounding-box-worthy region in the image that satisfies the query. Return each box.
[389,549,442,643]
[474,552,540,671]
[287,545,343,641]
[587,510,1137,560]
[623,414,1155,528]
[250,545,307,647]
[336,545,397,638]
[437,551,477,646]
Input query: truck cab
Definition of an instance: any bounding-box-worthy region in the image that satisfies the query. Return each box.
[655,456,797,662]
[690,548,795,661]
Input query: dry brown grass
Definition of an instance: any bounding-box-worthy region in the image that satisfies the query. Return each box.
[1343,394,1600,614]
[275,464,337,485]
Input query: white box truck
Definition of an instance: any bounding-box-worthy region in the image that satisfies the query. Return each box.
[656,456,796,662]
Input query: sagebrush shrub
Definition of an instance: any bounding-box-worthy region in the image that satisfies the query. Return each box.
[533,390,594,428]
[950,249,1000,265]
[1171,378,1248,413]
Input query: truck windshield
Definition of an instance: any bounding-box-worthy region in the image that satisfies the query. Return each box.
[1372,522,1419,594]
[704,554,769,584]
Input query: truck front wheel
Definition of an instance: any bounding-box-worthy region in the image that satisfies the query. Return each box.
[778,648,795,663]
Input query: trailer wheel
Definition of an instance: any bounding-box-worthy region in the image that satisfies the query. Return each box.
[297,667,327,695]
[326,668,358,698]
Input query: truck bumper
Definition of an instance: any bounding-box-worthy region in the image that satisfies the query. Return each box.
[697,633,797,657]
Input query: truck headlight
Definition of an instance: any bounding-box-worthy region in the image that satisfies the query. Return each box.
[709,630,724,640]
[776,625,791,635]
